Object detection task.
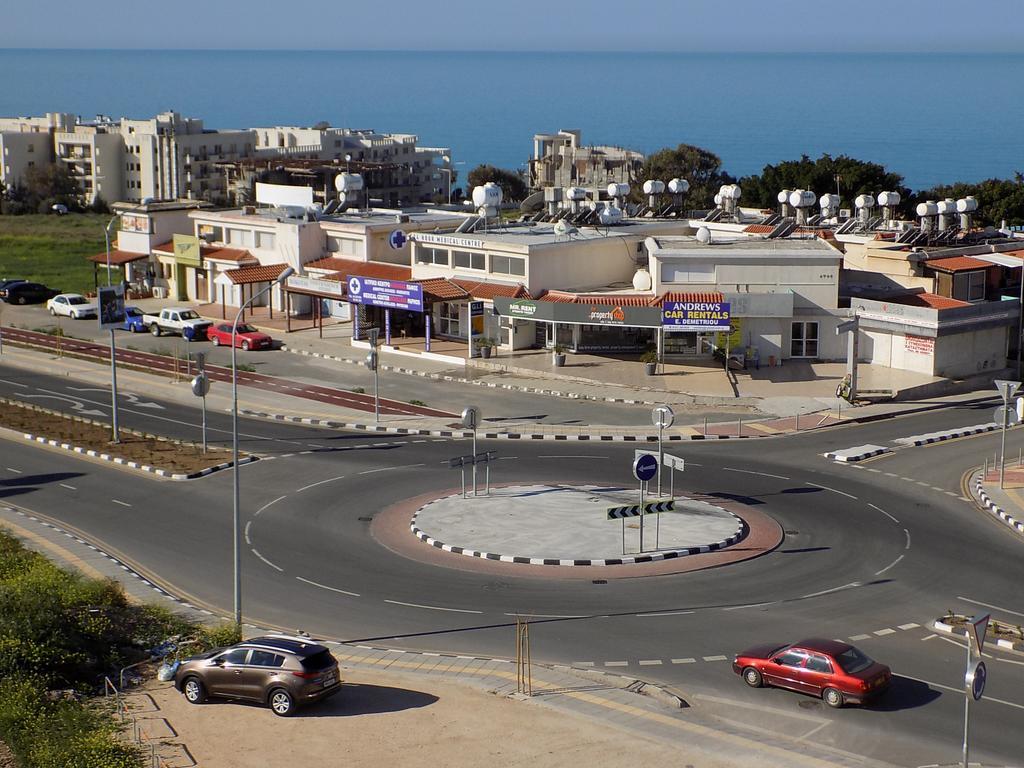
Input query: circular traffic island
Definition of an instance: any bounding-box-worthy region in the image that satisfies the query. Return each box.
[373,483,781,579]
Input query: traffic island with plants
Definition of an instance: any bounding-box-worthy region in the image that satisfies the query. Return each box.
[0,397,247,476]
[0,527,239,768]
[933,611,1024,652]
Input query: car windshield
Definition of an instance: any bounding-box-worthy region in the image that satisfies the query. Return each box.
[835,646,874,674]
[67,297,88,305]
[300,650,335,671]
[126,307,141,316]
[236,324,257,334]
[178,310,199,320]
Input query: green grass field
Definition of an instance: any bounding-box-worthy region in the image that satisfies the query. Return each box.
[0,213,110,296]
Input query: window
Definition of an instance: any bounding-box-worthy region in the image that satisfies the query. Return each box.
[453,250,485,270]
[773,650,806,668]
[806,655,832,674]
[491,255,525,276]
[952,271,986,302]
[661,262,715,284]
[835,647,874,675]
[438,302,460,336]
[219,649,250,665]
[420,247,448,266]
[198,224,223,243]
[791,321,818,358]
[250,650,285,667]
[227,228,253,247]
[255,231,276,250]
[326,236,358,256]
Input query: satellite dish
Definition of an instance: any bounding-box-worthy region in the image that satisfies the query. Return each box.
[696,226,712,244]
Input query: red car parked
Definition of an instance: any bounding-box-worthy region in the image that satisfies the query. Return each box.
[207,322,273,351]
[733,638,890,708]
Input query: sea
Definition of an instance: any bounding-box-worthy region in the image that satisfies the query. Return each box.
[1,49,1022,192]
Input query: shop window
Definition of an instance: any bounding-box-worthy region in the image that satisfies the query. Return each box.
[453,250,485,270]
[438,302,460,336]
[791,321,818,358]
[420,247,449,266]
[255,231,276,250]
[952,271,986,302]
[491,255,525,276]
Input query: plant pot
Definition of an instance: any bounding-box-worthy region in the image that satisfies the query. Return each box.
[480,346,492,359]
[644,362,658,376]
[553,353,566,367]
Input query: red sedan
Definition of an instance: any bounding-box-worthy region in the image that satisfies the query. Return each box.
[733,638,890,708]
[207,322,273,351]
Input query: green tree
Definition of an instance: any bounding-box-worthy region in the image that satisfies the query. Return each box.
[739,154,910,214]
[912,174,1024,228]
[637,144,734,209]
[16,164,85,215]
[466,164,527,202]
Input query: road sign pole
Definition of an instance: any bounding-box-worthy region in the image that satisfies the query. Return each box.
[639,480,645,553]
[656,496,661,550]
[374,362,380,423]
[485,458,490,496]
[1000,406,1008,488]
[461,465,466,498]
[658,422,664,497]
[472,427,478,496]
[201,393,207,453]
[962,637,970,768]
[621,518,625,555]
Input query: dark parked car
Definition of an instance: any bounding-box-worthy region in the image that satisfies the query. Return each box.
[174,635,341,716]
[0,282,60,305]
[733,638,891,708]
[0,279,27,294]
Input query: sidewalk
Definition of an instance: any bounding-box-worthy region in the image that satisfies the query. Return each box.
[1,504,897,768]
[971,466,1024,537]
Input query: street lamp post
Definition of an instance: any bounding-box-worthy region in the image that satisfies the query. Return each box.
[231,266,295,629]
[103,214,121,443]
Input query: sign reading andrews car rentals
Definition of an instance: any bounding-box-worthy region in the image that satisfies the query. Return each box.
[346,275,424,312]
[662,300,731,332]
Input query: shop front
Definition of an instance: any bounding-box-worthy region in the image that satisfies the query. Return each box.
[494,297,663,352]
[346,274,427,346]
[661,298,733,359]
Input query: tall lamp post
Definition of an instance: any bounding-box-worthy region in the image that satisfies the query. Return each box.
[102,213,121,443]
[231,266,294,629]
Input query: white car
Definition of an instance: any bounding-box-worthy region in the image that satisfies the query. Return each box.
[47,293,98,319]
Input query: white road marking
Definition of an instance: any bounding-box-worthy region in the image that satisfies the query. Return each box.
[359,463,425,474]
[671,658,696,664]
[295,475,346,493]
[572,661,595,667]
[801,581,860,599]
[244,521,252,545]
[111,499,132,507]
[296,576,360,597]
[722,601,777,612]
[385,600,482,614]
[898,623,920,630]
[723,467,790,480]
[703,655,728,662]
[251,548,283,572]
[883,472,898,477]
[868,502,900,524]
[805,482,857,499]
[637,610,695,617]
[796,722,831,743]
[899,673,1024,710]
[6,467,22,474]
[904,529,911,549]
[0,378,27,387]
[849,634,871,641]
[504,612,588,619]
[921,634,937,641]
[59,483,76,490]
[874,555,904,576]
[866,468,882,473]
[956,596,1024,618]
[638,659,662,665]
[874,628,896,636]
[254,495,287,517]
[604,661,628,667]
[996,657,1024,667]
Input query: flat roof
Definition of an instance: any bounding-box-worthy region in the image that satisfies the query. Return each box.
[190,206,464,230]
[412,220,684,249]
[649,235,839,259]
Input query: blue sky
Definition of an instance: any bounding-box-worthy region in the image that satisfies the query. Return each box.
[5,0,1023,51]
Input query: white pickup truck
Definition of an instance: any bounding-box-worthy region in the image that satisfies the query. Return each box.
[142,308,213,341]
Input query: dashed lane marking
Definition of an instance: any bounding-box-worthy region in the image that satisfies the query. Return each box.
[112,499,132,507]
[849,634,871,641]
[874,628,896,636]
[295,576,361,597]
[59,483,76,490]
[874,554,904,576]
[638,610,695,617]
[6,467,23,474]
[703,655,728,662]
[868,502,900,524]
[295,475,347,493]
[254,495,287,517]
[384,600,482,614]
[722,467,790,480]
[572,661,595,667]
[638,659,663,665]
[604,661,628,667]
[898,623,920,630]
[804,482,857,499]
[251,548,283,572]
[956,596,1024,619]
[672,658,696,664]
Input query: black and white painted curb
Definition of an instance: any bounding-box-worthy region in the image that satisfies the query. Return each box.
[240,409,760,442]
[894,422,998,447]
[21,432,258,480]
[824,444,890,462]
[408,491,747,566]
[281,345,667,406]
[932,616,1024,653]
[974,474,1024,536]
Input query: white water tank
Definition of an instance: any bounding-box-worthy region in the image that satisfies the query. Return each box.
[877,191,901,208]
[916,201,939,217]
[566,186,587,201]
[472,182,503,210]
[632,266,653,291]
[777,189,792,204]
[720,183,742,200]
[598,205,623,225]
[854,194,874,209]
[819,193,841,210]
[642,180,665,195]
[334,173,364,193]
[607,182,630,199]
[956,196,978,213]
[936,199,956,214]
[789,189,816,208]
[668,178,690,195]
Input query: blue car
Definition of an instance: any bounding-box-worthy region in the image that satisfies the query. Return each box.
[123,306,147,332]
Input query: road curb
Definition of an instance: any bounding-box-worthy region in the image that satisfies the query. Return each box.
[895,422,998,446]
[408,491,747,566]
[932,617,1024,653]
[973,475,1024,536]
[823,444,890,462]
[19,431,258,481]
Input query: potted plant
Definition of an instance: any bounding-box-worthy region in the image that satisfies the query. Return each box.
[478,337,496,359]
[640,348,660,376]
[552,343,567,367]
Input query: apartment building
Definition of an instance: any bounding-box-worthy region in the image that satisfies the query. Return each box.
[530,129,644,192]
[0,113,73,189]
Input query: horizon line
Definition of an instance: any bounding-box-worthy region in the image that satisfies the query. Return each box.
[1,47,1022,56]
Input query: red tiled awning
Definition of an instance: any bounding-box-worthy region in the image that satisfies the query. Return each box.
[414,278,470,301]
[87,250,149,266]
[306,257,412,282]
[224,263,289,285]
[537,291,653,306]
[452,279,531,300]
[654,291,725,306]
[744,224,775,235]
[201,246,255,263]
[924,256,991,273]
[893,292,970,310]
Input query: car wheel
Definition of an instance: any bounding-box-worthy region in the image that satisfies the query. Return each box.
[17,297,27,305]
[49,308,57,316]
[742,667,763,688]
[150,324,161,337]
[268,688,295,717]
[182,677,206,705]
[129,323,137,333]
[823,687,844,708]
[241,340,250,351]
[211,335,220,346]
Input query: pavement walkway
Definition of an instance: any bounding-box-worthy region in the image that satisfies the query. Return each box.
[971,464,1024,538]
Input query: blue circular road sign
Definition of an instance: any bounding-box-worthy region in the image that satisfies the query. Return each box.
[389,229,408,250]
[967,660,987,701]
[633,453,658,482]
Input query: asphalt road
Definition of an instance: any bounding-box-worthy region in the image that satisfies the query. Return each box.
[0,365,1022,766]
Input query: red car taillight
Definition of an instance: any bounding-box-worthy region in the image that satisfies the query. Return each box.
[291,670,319,679]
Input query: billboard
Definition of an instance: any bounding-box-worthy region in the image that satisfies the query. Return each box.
[173,234,202,267]
[286,275,344,298]
[662,300,731,332]
[97,284,126,330]
[346,275,424,312]
[255,182,314,208]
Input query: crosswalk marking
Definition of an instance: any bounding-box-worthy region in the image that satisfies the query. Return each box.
[672,658,696,664]
[898,623,920,630]
[849,634,870,641]
[874,628,896,636]
[703,655,728,662]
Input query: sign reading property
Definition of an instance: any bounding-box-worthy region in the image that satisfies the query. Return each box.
[662,300,731,331]
[346,275,424,312]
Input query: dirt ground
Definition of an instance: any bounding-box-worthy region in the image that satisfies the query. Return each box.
[0,398,237,473]
[140,668,726,768]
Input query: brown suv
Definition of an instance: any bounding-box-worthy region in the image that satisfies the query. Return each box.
[173,635,341,716]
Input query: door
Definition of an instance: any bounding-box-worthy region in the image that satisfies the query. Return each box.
[204,648,251,697]
[762,649,808,692]
[798,653,835,696]
[242,649,285,700]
